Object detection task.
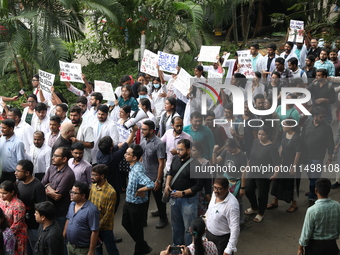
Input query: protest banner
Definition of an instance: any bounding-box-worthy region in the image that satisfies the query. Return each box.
[237,50,254,78]
[288,20,304,43]
[59,61,84,83]
[172,68,192,97]
[39,70,55,94]
[94,80,116,101]
[208,71,223,87]
[157,51,179,74]
[197,46,221,63]
[140,49,159,77]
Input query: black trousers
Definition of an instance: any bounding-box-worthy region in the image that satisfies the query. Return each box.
[206,230,231,255]
[145,179,167,222]
[122,202,150,255]
[305,240,339,255]
[245,178,271,215]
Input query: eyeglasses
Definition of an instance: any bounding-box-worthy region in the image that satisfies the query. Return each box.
[32,79,39,82]
[15,170,26,173]
[69,191,81,195]
[141,128,149,131]
[52,154,63,158]
[212,186,224,192]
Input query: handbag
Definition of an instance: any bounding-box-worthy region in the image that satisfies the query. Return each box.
[162,158,194,203]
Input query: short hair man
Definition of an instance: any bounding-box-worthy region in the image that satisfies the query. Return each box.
[34,201,64,255]
[273,57,293,85]
[297,178,340,255]
[31,103,49,134]
[89,165,120,255]
[28,131,51,180]
[45,115,61,148]
[329,48,340,76]
[288,57,307,83]
[122,144,154,255]
[50,122,75,159]
[16,159,46,254]
[68,142,92,187]
[314,49,335,76]
[76,96,93,123]
[306,38,322,60]
[89,92,103,116]
[259,43,279,80]
[32,74,52,102]
[280,41,299,68]
[55,104,71,124]
[64,182,99,255]
[303,55,317,79]
[0,119,25,182]
[250,43,263,72]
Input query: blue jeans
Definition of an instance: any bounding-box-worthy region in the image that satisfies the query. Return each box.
[307,159,323,201]
[95,230,119,255]
[170,194,198,246]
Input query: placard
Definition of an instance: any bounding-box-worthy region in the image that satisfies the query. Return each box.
[288,20,304,43]
[140,49,159,77]
[208,71,223,86]
[94,80,116,101]
[59,61,84,83]
[237,50,254,78]
[39,70,55,94]
[158,51,179,74]
[197,46,221,63]
[172,68,192,96]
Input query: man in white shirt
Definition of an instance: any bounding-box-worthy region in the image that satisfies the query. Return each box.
[55,104,71,124]
[7,107,34,154]
[31,103,50,135]
[32,74,51,102]
[280,41,299,68]
[92,105,119,165]
[250,43,263,72]
[76,96,94,124]
[288,57,308,84]
[28,131,51,180]
[205,178,240,255]
[89,92,103,117]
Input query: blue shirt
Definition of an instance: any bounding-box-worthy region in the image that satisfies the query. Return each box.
[126,161,154,204]
[66,200,99,247]
[0,134,25,172]
[118,97,139,112]
[314,59,335,76]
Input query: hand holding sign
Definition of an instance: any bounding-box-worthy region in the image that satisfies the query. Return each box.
[39,70,55,94]
[59,61,84,83]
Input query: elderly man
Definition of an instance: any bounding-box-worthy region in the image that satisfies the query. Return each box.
[51,122,75,159]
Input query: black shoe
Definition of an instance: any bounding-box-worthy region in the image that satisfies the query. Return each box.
[331,182,340,189]
[151,210,159,217]
[156,219,168,229]
[115,237,123,243]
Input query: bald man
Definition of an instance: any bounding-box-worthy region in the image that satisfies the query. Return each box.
[51,122,75,160]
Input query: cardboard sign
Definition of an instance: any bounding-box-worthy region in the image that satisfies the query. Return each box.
[172,68,192,96]
[197,46,221,63]
[288,20,304,43]
[94,80,116,101]
[140,49,159,77]
[237,50,254,78]
[208,71,223,86]
[59,61,83,83]
[158,51,179,74]
[39,70,55,94]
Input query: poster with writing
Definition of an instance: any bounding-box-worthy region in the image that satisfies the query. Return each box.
[237,50,254,78]
[94,80,116,101]
[140,49,159,77]
[172,68,192,96]
[208,71,223,86]
[59,61,83,83]
[157,51,179,74]
[197,46,221,63]
[288,20,304,43]
[39,70,55,94]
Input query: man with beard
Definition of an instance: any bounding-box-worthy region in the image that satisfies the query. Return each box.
[329,48,340,76]
[76,96,93,123]
[69,105,94,163]
[89,164,120,255]
[89,92,103,117]
[45,116,61,148]
[51,122,75,159]
[250,43,263,72]
[68,142,92,187]
[164,139,203,246]
[314,49,335,76]
[31,103,50,134]
[16,159,46,255]
[55,104,71,124]
[306,38,322,60]
[303,55,317,79]
[28,131,51,180]
[272,57,293,86]
[260,43,279,81]
[280,41,299,68]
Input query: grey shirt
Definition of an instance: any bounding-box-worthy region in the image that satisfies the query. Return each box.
[140,134,166,181]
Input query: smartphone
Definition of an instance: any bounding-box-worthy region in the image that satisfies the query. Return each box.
[169,246,182,254]
[17,89,25,97]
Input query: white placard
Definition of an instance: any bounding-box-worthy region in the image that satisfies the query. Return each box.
[197,46,221,63]
[59,61,84,83]
[208,71,223,86]
[172,68,192,96]
[140,49,159,77]
[237,50,254,78]
[39,70,55,94]
[288,20,304,43]
[94,80,116,101]
[157,51,179,74]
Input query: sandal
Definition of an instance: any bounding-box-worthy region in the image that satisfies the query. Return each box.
[244,208,258,215]
[253,214,264,223]
[286,206,298,213]
[266,203,278,210]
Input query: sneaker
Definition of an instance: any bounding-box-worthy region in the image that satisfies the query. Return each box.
[331,182,340,189]
[156,218,168,229]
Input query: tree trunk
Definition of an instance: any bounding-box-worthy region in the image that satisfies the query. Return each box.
[252,0,263,38]
[232,3,238,44]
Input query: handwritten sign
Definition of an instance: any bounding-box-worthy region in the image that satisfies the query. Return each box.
[172,68,192,96]
[94,80,116,101]
[59,61,83,83]
[157,51,179,74]
[39,70,55,94]
[288,20,304,43]
[197,46,221,63]
[140,49,159,77]
[237,50,254,79]
[208,71,223,86]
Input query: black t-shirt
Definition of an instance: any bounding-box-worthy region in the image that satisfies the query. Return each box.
[281,132,302,166]
[18,178,46,229]
[219,150,247,179]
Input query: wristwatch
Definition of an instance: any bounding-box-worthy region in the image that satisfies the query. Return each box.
[182,191,186,197]
[156,180,161,184]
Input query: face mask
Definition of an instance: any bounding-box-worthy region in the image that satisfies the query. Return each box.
[139,95,147,99]
[153,83,160,89]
